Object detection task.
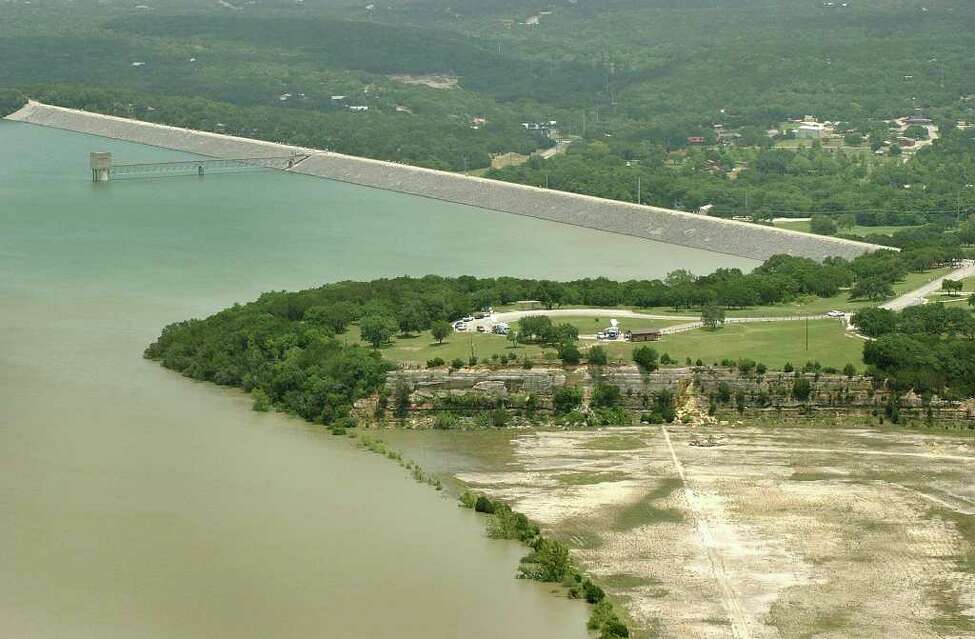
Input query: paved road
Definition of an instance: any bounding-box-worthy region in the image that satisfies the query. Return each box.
[881,260,975,311]
[459,262,974,338]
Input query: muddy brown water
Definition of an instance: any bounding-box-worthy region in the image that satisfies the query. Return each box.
[0,121,754,637]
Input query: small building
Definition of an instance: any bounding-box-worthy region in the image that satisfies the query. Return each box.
[796,123,826,139]
[687,136,706,144]
[627,328,661,342]
[698,203,714,215]
[348,105,369,112]
[515,300,542,310]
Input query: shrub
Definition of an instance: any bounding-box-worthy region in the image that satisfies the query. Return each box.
[588,345,609,366]
[474,495,496,514]
[519,538,571,582]
[716,382,732,403]
[632,345,659,371]
[559,341,582,364]
[553,386,583,414]
[251,388,271,412]
[783,361,794,373]
[450,358,465,370]
[591,384,622,408]
[426,356,446,368]
[792,377,813,402]
[433,412,459,430]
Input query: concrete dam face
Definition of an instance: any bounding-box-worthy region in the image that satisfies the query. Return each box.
[8,101,887,262]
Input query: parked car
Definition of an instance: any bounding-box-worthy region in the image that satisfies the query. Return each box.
[462,316,475,323]
[454,322,468,332]
[476,325,487,333]
[826,310,845,318]
[474,312,487,319]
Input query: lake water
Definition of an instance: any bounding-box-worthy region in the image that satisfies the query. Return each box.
[0,120,754,637]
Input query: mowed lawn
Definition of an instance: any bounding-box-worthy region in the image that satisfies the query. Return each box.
[773,219,921,238]
[596,319,865,370]
[346,318,865,370]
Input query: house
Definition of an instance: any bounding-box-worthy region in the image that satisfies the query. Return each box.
[627,328,661,342]
[905,116,932,125]
[897,137,916,148]
[796,122,826,139]
[698,204,714,215]
[348,105,369,112]
[687,136,706,144]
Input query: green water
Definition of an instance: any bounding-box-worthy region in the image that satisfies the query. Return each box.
[0,121,753,638]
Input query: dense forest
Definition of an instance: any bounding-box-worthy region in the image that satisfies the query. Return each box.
[2,0,974,225]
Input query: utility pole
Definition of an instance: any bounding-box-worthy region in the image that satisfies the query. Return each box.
[636,176,641,204]
[805,317,809,352]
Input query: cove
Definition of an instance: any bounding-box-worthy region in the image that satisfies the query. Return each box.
[0,121,754,637]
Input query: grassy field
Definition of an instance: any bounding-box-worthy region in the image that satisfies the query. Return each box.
[596,319,864,370]
[343,267,950,368]
[773,219,922,237]
[350,317,863,370]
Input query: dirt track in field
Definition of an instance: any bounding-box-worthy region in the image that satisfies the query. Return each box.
[450,425,975,638]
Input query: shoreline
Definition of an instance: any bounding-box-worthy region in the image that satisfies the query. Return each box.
[6,100,889,263]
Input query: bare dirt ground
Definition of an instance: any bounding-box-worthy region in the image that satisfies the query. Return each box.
[389,74,459,89]
[434,425,975,638]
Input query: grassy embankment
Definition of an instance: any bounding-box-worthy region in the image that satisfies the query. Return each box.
[773,218,923,238]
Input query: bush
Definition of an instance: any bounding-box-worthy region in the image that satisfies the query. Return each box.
[843,363,857,377]
[792,377,813,402]
[468,354,478,366]
[559,341,582,364]
[582,579,605,604]
[591,384,622,408]
[632,345,659,371]
[474,495,496,514]
[433,412,459,430]
[450,358,465,370]
[519,538,571,582]
[588,345,609,365]
[783,361,794,373]
[553,386,583,414]
[716,382,732,404]
[251,388,271,412]
[426,356,446,368]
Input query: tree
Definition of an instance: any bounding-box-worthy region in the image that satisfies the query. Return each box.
[360,314,397,347]
[431,320,452,344]
[507,329,520,348]
[632,345,659,371]
[701,304,726,330]
[397,301,429,335]
[941,279,963,296]
[849,277,894,301]
[810,215,837,236]
[852,307,898,337]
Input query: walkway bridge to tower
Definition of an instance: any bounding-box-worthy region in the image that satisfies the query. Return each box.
[89,152,310,182]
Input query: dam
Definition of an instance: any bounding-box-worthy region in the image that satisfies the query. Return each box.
[8,100,887,262]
